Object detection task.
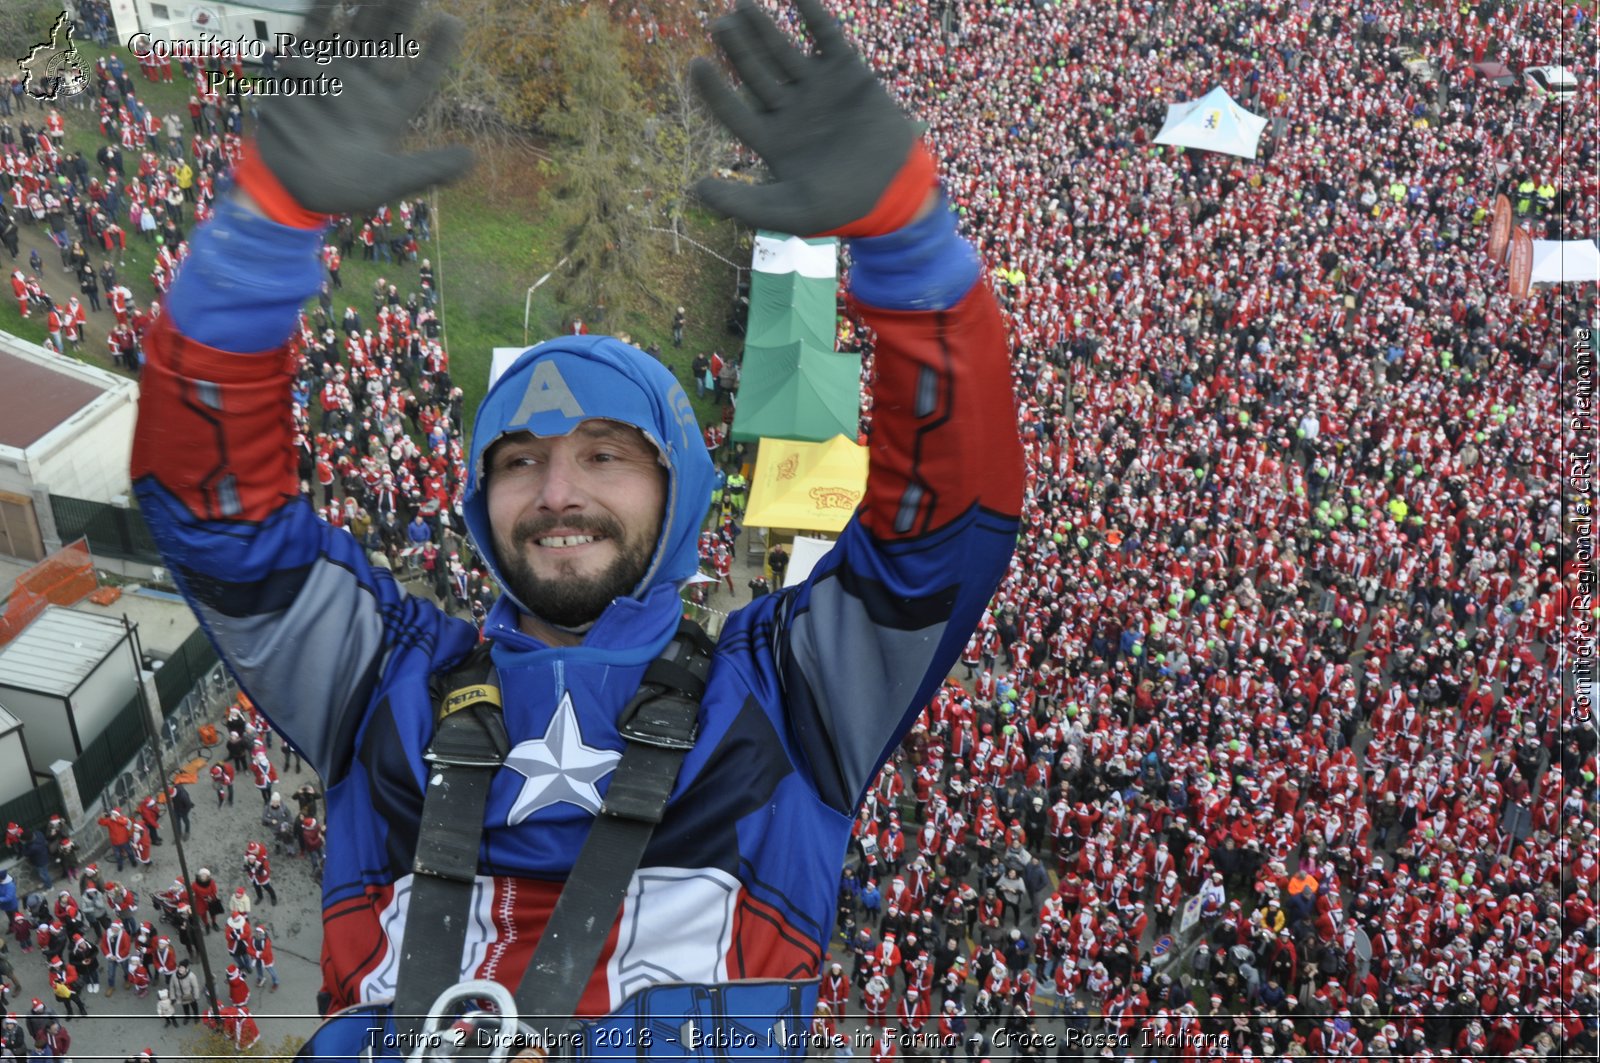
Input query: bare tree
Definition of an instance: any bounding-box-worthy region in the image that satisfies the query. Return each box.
[412,0,577,134]
[647,47,737,255]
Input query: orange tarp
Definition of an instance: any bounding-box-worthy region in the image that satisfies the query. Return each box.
[0,539,98,646]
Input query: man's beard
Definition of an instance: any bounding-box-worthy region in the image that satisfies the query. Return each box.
[495,514,655,630]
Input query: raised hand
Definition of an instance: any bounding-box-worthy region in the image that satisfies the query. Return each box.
[249,0,474,216]
[691,0,931,238]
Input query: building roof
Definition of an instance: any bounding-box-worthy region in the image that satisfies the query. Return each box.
[0,343,110,450]
[0,605,128,698]
[190,0,316,15]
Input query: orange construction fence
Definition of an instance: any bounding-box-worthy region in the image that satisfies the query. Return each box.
[0,538,99,646]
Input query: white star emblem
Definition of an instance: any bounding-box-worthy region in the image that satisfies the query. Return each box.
[503,691,620,825]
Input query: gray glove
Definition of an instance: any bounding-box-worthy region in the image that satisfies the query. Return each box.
[690,0,928,237]
[252,0,473,215]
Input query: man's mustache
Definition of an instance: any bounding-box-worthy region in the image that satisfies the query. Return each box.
[511,514,625,544]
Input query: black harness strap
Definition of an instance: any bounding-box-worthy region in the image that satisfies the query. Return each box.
[393,642,508,1041]
[514,619,716,1050]
[393,620,715,1049]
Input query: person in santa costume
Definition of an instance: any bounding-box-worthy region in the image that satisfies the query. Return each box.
[862,969,891,1029]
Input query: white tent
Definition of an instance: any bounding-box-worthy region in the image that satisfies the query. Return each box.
[490,346,530,388]
[1154,86,1269,159]
[782,535,834,589]
[1530,239,1600,285]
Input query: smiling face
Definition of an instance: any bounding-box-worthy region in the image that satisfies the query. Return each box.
[485,420,667,639]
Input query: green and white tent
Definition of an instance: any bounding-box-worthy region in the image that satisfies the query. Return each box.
[730,232,862,443]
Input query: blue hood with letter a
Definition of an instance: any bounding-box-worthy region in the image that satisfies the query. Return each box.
[463,337,715,624]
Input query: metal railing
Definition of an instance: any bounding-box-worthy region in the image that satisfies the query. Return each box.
[0,777,65,834]
[48,494,163,565]
[107,662,235,812]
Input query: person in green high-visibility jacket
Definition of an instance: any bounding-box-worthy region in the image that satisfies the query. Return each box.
[710,465,727,513]
[725,471,749,514]
[1517,178,1535,215]
[1535,181,1556,213]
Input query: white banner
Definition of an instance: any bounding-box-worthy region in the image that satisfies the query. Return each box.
[752,232,838,279]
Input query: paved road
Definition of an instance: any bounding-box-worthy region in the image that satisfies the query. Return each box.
[13,748,328,1057]
[4,201,129,369]
[3,88,154,376]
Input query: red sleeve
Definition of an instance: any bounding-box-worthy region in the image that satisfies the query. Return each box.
[848,282,1023,541]
[130,315,299,523]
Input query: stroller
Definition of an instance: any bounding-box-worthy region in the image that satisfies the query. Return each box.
[153,883,189,930]
[23,892,49,930]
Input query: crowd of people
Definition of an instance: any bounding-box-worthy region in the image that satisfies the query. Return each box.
[759,0,1598,1059]
[0,690,315,1054]
[0,24,474,1056]
[1,6,487,620]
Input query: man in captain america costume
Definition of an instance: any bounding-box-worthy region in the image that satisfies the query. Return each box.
[129,0,1022,1058]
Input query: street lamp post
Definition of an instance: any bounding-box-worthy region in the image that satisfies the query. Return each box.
[120,615,222,1015]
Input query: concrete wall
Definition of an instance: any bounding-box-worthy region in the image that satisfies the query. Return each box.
[0,731,37,805]
[69,633,138,748]
[0,331,138,509]
[0,689,74,767]
[27,395,138,505]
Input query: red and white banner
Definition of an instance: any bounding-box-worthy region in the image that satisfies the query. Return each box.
[1507,226,1534,299]
[1486,193,1512,264]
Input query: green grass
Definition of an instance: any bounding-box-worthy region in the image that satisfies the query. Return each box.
[3,303,51,350]
[8,40,748,437]
[331,165,746,438]
[417,170,746,437]
[1,42,203,373]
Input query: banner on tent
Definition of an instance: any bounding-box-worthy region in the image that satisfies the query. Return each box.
[1486,194,1512,263]
[743,436,867,533]
[1508,227,1533,299]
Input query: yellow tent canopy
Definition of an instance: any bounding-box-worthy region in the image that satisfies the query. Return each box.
[743,435,868,533]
